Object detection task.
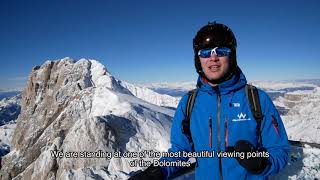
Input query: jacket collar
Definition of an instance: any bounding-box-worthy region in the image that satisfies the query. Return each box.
[196,67,247,95]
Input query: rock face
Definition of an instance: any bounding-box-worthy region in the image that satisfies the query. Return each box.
[0,58,174,180]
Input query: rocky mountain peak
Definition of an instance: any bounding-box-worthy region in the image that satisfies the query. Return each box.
[0,58,174,180]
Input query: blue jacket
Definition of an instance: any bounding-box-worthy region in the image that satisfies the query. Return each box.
[160,69,290,180]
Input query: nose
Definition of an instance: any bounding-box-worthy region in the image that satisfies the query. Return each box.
[208,54,219,61]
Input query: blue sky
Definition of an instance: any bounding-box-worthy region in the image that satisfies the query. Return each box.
[1,0,319,89]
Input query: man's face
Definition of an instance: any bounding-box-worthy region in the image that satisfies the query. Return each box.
[199,53,230,82]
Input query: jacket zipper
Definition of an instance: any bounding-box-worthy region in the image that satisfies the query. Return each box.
[214,86,223,180]
[224,117,228,148]
[209,116,212,148]
[271,115,280,137]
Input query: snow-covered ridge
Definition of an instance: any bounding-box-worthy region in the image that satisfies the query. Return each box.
[88,59,180,108]
[120,81,180,108]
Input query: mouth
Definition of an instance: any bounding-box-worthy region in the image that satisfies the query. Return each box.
[208,65,220,72]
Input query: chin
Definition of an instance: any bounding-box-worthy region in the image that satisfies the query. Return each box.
[206,73,223,81]
[208,77,222,81]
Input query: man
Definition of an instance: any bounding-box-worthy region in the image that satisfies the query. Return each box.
[130,22,290,180]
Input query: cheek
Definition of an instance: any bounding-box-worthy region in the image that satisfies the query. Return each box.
[199,59,207,69]
[221,58,230,70]
[223,62,230,70]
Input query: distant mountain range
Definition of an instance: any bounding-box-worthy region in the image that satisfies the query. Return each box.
[0,91,21,101]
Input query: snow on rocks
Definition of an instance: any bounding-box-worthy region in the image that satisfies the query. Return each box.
[270,144,320,180]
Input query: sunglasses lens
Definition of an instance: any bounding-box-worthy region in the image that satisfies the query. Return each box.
[198,47,231,58]
[198,48,212,58]
[215,47,231,57]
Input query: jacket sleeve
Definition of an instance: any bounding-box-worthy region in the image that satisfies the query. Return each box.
[160,94,193,179]
[259,90,290,176]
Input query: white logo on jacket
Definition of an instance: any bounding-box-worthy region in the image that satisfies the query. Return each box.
[232,103,240,107]
[232,112,251,122]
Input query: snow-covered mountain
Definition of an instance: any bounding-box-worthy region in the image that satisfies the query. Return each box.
[0,94,21,126]
[0,58,176,180]
[274,87,320,144]
[82,58,180,108]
